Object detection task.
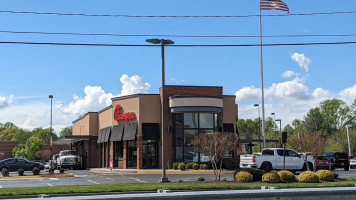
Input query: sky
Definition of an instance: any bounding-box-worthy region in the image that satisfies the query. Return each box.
[0,0,356,135]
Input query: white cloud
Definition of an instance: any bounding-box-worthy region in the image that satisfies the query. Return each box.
[338,84,356,103]
[235,86,260,101]
[63,74,150,116]
[0,95,13,108]
[291,53,311,72]
[266,78,310,100]
[171,78,186,84]
[282,70,297,78]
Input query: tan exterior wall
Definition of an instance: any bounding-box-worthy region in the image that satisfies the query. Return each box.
[139,95,160,137]
[98,107,113,130]
[89,113,99,136]
[73,114,90,136]
[223,96,238,123]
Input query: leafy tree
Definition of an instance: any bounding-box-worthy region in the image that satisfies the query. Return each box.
[236,119,257,140]
[0,126,18,141]
[60,126,72,138]
[319,99,352,135]
[12,128,32,145]
[32,127,58,144]
[12,144,27,158]
[24,136,43,160]
[303,108,323,134]
[192,131,237,181]
[288,131,327,157]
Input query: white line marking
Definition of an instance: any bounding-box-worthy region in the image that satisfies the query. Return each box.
[88,180,100,184]
[47,183,53,186]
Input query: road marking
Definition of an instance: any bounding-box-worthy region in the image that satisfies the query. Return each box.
[128,177,147,183]
[87,180,100,184]
[47,183,53,186]
[106,178,115,181]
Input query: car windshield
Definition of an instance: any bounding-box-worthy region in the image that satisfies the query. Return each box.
[61,151,78,156]
[335,153,348,158]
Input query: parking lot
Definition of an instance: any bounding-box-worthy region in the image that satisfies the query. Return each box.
[0,168,355,188]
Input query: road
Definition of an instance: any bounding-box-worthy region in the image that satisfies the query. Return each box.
[0,169,355,188]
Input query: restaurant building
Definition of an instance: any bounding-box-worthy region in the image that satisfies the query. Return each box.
[71,85,238,169]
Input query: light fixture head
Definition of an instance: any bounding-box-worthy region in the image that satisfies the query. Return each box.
[254,104,259,107]
[271,113,275,115]
[146,39,161,44]
[275,119,281,122]
[49,95,53,98]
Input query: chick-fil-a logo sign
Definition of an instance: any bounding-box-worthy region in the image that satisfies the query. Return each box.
[114,105,135,121]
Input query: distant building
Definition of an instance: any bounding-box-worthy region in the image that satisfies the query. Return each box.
[71,85,238,169]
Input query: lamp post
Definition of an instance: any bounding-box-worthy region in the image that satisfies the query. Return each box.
[275,119,282,137]
[49,95,53,159]
[146,38,174,183]
[254,104,261,151]
[275,119,284,169]
[271,112,276,136]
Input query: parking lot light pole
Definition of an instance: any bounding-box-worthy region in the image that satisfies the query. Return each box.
[49,95,53,159]
[254,104,261,151]
[146,38,174,183]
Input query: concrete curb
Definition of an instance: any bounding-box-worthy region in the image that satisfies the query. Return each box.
[89,169,235,174]
[0,173,74,180]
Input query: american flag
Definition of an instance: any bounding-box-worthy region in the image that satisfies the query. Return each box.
[260,0,289,14]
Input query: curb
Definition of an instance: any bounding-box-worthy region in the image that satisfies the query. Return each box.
[0,173,74,180]
[89,169,235,174]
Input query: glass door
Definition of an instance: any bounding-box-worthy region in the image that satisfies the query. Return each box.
[142,140,158,169]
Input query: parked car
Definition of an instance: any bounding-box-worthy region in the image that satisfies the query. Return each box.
[0,157,44,172]
[57,150,81,170]
[240,148,315,172]
[315,156,329,171]
[350,157,356,169]
[322,152,350,171]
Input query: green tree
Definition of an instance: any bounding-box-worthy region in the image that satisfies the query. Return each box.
[303,108,323,134]
[59,126,72,138]
[12,144,27,158]
[0,126,18,141]
[32,127,58,144]
[12,128,32,145]
[24,136,43,160]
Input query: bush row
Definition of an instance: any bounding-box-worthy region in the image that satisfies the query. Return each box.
[171,158,239,170]
[234,169,338,183]
[1,168,65,177]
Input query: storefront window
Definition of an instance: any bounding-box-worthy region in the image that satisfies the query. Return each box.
[173,113,219,163]
[127,141,137,168]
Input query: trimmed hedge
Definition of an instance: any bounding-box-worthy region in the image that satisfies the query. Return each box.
[185,162,196,170]
[235,171,253,182]
[222,158,240,170]
[18,168,24,176]
[315,170,334,182]
[234,168,266,181]
[262,172,281,183]
[178,163,186,171]
[173,162,182,170]
[298,171,319,183]
[277,170,296,182]
[32,167,40,175]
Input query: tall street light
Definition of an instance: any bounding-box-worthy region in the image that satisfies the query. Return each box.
[254,104,261,151]
[271,113,276,136]
[146,38,174,183]
[49,95,53,159]
[275,119,282,145]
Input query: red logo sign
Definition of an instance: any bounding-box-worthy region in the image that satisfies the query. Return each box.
[114,105,135,121]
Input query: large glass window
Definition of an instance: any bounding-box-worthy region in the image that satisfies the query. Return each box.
[173,113,219,162]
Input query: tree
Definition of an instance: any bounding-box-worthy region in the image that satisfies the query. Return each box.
[303,108,323,134]
[288,131,327,157]
[319,99,352,135]
[24,136,43,160]
[12,128,32,145]
[32,127,58,144]
[192,131,237,181]
[60,126,72,138]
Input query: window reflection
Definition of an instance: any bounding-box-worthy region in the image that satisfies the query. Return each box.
[199,113,214,128]
[184,113,198,128]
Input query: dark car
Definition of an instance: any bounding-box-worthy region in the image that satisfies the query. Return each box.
[0,157,44,172]
[322,152,350,171]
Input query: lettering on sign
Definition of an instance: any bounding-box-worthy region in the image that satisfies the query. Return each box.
[114,105,135,121]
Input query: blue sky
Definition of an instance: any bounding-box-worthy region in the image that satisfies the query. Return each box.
[0,0,356,134]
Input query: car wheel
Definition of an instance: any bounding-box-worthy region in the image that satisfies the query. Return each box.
[261,162,272,172]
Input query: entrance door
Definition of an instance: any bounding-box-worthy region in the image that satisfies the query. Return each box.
[114,141,123,168]
[127,141,137,168]
[142,140,158,169]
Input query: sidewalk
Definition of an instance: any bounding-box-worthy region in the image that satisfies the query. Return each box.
[0,170,74,180]
[89,168,235,174]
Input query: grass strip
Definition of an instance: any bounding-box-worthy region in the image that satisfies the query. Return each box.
[0,177,355,196]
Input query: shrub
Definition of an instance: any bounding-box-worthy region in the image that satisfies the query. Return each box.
[315,170,334,182]
[178,163,185,171]
[277,170,296,182]
[200,162,213,169]
[60,168,65,173]
[199,164,208,170]
[32,167,40,175]
[235,171,253,182]
[298,171,319,183]
[234,168,266,181]
[222,177,227,181]
[18,168,24,176]
[262,172,281,183]
[222,158,240,170]
[193,163,199,170]
[1,168,9,177]
[185,162,196,170]
[176,179,183,183]
[196,176,205,181]
[333,172,339,179]
[172,162,181,170]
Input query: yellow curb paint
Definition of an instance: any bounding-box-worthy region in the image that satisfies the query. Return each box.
[0,173,74,180]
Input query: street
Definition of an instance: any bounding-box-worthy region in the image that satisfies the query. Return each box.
[0,169,355,188]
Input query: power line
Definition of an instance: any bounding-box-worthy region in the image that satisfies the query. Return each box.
[0,10,355,18]
[1,30,356,38]
[0,40,355,47]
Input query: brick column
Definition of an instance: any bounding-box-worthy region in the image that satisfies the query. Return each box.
[137,136,142,169]
[123,141,127,169]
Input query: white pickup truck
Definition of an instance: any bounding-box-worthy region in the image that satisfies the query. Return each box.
[240,148,314,172]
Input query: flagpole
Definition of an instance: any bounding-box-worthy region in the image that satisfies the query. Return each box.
[259,0,266,149]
